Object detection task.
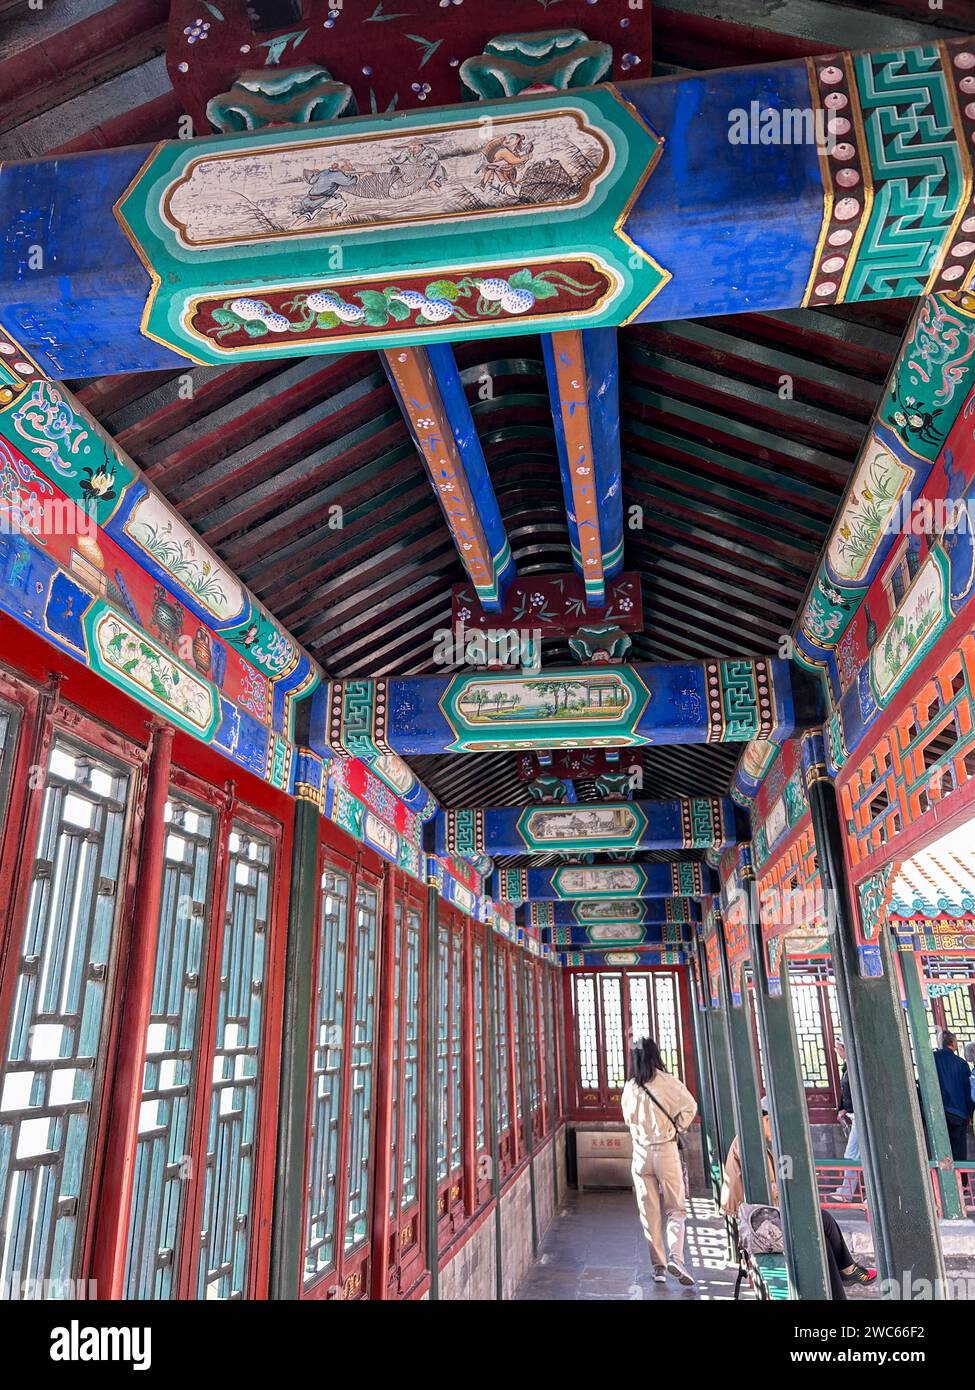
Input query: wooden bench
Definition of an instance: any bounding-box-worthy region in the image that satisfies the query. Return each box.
[749,1251,791,1301]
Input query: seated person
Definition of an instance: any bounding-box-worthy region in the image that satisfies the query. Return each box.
[720,1096,876,1300]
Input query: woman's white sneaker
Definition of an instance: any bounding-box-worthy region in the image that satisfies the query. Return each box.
[652,1266,667,1284]
[667,1258,695,1286]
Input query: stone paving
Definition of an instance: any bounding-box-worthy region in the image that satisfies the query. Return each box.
[514,1189,752,1301]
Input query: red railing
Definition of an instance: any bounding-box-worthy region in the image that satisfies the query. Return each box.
[815,1159,975,1219]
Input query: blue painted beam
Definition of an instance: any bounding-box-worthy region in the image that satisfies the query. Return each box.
[526,898,701,929]
[381,344,514,611]
[560,947,688,967]
[326,657,796,756]
[543,925,693,948]
[2,41,972,376]
[492,860,714,902]
[542,328,622,607]
[432,796,742,858]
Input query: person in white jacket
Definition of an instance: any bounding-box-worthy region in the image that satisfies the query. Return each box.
[620,1036,698,1286]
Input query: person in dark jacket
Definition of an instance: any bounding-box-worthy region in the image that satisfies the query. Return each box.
[832,1042,861,1201]
[933,1030,974,1160]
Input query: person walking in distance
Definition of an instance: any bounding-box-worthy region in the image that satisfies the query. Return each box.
[933,1030,974,1161]
[832,1041,861,1201]
[621,1036,698,1287]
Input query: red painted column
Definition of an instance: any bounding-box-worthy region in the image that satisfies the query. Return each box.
[461,915,477,1217]
[89,721,174,1298]
[370,870,399,1299]
[561,971,577,1118]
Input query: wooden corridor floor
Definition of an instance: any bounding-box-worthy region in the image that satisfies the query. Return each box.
[514,1189,753,1301]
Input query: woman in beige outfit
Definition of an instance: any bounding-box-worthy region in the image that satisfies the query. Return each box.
[620,1036,698,1286]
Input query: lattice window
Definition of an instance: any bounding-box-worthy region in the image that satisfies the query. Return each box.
[196,825,273,1299]
[628,974,651,1042]
[540,964,552,1130]
[653,972,684,1082]
[124,793,216,1299]
[938,985,975,1052]
[843,632,975,868]
[0,700,18,830]
[510,956,523,1121]
[399,905,422,1212]
[435,925,450,1183]
[570,968,685,1110]
[574,975,599,1093]
[495,950,510,1132]
[344,881,378,1254]
[789,978,831,1088]
[304,864,349,1285]
[473,937,486,1152]
[526,963,541,1114]
[449,928,463,1177]
[0,736,132,1299]
[388,902,402,1222]
[601,974,626,1092]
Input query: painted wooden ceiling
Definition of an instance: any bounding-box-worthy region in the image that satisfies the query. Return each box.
[0,0,968,832]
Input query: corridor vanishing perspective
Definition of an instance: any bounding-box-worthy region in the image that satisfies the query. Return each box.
[1,0,975,1332]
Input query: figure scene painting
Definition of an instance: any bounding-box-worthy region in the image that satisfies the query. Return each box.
[524,805,638,843]
[163,111,609,247]
[556,865,643,894]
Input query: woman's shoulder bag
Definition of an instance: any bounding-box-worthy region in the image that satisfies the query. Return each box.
[638,1081,686,1151]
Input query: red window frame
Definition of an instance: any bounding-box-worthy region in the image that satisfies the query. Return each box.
[564,966,692,1120]
[435,902,466,1245]
[0,629,292,1302]
[0,680,148,1293]
[172,779,287,1300]
[469,918,492,1210]
[301,819,384,1301]
[381,869,428,1297]
[525,955,545,1143]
